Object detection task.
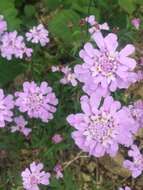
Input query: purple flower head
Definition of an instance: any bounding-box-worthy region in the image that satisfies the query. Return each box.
[11,116,31,137]
[131,18,141,30]
[54,163,63,179]
[118,186,131,190]
[0,89,14,128]
[26,24,49,46]
[85,15,96,26]
[21,162,51,190]
[15,81,58,122]
[67,94,137,157]
[51,66,60,72]
[123,145,143,178]
[0,31,33,60]
[52,134,63,144]
[60,66,78,87]
[74,32,137,96]
[129,100,143,129]
[85,15,109,38]
[0,15,7,35]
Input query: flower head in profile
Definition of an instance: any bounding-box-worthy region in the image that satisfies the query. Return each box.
[131,18,141,30]
[60,66,78,87]
[74,32,137,95]
[26,24,49,46]
[51,66,60,72]
[129,100,143,129]
[11,116,31,137]
[0,15,7,35]
[0,89,14,128]
[118,186,131,190]
[54,163,63,179]
[67,94,137,157]
[123,145,143,178]
[15,81,58,122]
[0,31,32,60]
[85,15,96,26]
[85,15,109,38]
[21,162,51,190]
[52,134,63,144]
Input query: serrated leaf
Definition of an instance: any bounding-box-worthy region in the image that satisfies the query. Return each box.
[0,0,21,30]
[43,0,62,10]
[0,0,14,9]
[118,0,136,14]
[24,5,36,18]
[72,3,100,19]
[48,10,80,44]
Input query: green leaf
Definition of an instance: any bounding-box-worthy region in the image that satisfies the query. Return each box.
[48,9,80,44]
[72,0,89,6]
[110,11,127,28]
[72,3,100,19]
[0,0,21,30]
[24,5,36,18]
[136,0,143,4]
[0,59,26,87]
[50,169,79,190]
[43,0,62,10]
[118,0,136,14]
[63,169,79,190]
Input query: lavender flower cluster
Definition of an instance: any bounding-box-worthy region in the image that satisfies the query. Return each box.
[0,81,58,130]
[0,15,63,190]
[65,15,143,189]
[0,81,59,189]
[0,13,142,190]
[0,15,49,60]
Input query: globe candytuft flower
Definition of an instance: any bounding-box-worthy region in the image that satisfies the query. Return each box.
[21,162,51,190]
[51,65,77,86]
[67,94,137,157]
[0,89,14,128]
[129,100,143,129]
[0,15,7,35]
[131,18,141,30]
[118,186,132,190]
[11,116,31,137]
[52,134,63,144]
[74,32,137,96]
[53,163,63,179]
[85,15,109,38]
[26,24,49,46]
[15,81,58,122]
[60,66,78,87]
[51,66,60,72]
[85,15,96,26]
[0,31,33,60]
[123,145,143,178]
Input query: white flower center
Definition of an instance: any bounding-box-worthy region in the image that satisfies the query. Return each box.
[91,51,118,81]
[83,111,118,145]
